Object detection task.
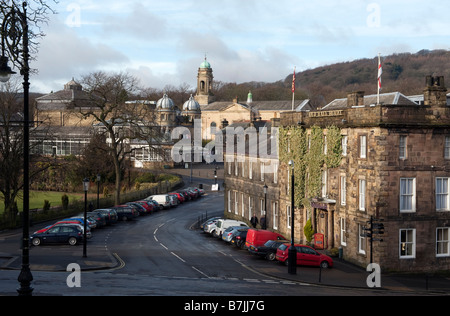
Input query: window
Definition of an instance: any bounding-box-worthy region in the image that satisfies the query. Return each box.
[241,193,245,217]
[273,162,278,184]
[360,135,367,158]
[445,136,450,159]
[340,176,346,206]
[400,178,416,212]
[241,161,245,177]
[399,229,416,258]
[359,179,366,211]
[234,191,238,215]
[358,224,366,254]
[260,163,265,181]
[248,197,253,220]
[436,177,450,211]
[436,228,450,257]
[227,190,231,212]
[342,136,348,156]
[340,218,347,246]
[260,199,265,215]
[249,160,253,179]
[272,202,278,230]
[399,135,407,159]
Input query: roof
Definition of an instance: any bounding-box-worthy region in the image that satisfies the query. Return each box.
[322,92,417,110]
[201,99,311,112]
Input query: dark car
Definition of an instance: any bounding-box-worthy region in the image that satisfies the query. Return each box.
[231,229,248,249]
[126,202,148,215]
[248,239,290,261]
[30,225,83,246]
[84,211,108,227]
[96,209,118,225]
[112,205,139,221]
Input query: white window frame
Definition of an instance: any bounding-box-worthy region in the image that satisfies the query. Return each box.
[400,178,416,213]
[342,135,348,156]
[241,193,245,217]
[321,170,327,198]
[399,135,407,159]
[272,201,278,230]
[360,135,367,159]
[436,177,450,211]
[399,228,416,259]
[358,224,366,255]
[249,160,253,179]
[445,136,450,159]
[227,190,231,212]
[340,176,346,206]
[359,179,366,211]
[436,227,450,257]
[340,217,347,246]
[234,191,238,215]
[260,163,265,182]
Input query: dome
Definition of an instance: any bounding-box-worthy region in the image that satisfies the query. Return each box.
[200,58,211,69]
[156,93,175,110]
[183,94,200,111]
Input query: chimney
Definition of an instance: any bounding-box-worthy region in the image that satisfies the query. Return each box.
[347,91,365,107]
[423,75,447,107]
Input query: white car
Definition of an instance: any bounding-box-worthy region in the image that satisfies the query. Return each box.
[214,219,248,238]
[203,218,220,235]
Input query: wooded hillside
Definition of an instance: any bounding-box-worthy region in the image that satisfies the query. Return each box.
[213,49,450,108]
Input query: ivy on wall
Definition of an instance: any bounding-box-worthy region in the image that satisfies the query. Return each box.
[279,125,342,208]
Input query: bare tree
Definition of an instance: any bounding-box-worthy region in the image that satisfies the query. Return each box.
[79,71,142,205]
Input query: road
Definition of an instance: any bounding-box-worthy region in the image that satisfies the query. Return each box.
[0,190,405,298]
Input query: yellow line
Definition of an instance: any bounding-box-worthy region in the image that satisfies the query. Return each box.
[111,253,125,271]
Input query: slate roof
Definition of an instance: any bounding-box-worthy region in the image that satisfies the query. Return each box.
[201,99,311,112]
[322,92,417,110]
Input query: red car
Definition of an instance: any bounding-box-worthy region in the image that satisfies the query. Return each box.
[276,243,333,269]
[134,200,154,213]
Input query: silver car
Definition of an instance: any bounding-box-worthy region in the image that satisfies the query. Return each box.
[222,226,249,243]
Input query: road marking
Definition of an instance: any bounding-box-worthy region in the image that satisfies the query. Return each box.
[191,266,209,278]
[160,243,168,250]
[170,252,186,263]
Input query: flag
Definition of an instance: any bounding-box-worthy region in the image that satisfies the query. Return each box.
[291,67,296,93]
[377,54,382,91]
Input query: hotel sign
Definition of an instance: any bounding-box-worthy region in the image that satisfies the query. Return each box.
[309,110,344,118]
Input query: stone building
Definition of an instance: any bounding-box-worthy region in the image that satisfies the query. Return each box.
[224,75,450,273]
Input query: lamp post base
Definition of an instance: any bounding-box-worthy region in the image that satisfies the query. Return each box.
[17,265,33,296]
[288,245,297,275]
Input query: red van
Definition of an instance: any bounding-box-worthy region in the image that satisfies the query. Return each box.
[245,229,286,250]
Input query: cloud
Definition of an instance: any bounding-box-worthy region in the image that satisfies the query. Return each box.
[31,17,129,93]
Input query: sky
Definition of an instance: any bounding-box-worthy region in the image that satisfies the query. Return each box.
[23,0,450,94]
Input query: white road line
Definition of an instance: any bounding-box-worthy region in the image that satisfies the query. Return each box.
[191,266,210,278]
[170,251,186,263]
[160,243,168,250]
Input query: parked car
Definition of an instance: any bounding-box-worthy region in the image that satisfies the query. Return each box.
[30,224,84,246]
[147,199,162,211]
[222,226,249,243]
[203,218,221,235]
[169,192,184,204]
[85,211,108,227]
[248,239,290,261]
[134,200,154,214]
[200,217,221,230]
[231,229,248,248]
[168,194,179,207]
[147,194,171,209]
[96,209,118,225]
[245,229,286,249]
[33,221,92,238]
[276,243,334,268]
[112,205,139,221]
[126,202,149,215]
[214,219,248,238]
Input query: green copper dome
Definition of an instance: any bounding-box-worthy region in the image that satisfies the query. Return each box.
[200,58,211,69]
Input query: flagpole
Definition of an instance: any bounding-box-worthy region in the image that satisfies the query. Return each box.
[292,66,296,111]
[377,53,381,105]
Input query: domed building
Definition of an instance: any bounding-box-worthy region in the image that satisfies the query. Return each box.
[182,94,201,122]
[156,93,177,134]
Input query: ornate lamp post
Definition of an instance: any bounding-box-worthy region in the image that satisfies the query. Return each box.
[0,1,32,296]
[288,160,297,275]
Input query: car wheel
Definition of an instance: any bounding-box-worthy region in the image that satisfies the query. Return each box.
[32,238,41,246]
[320,261,329,269]
[68,237,78,246]
[266,252,276,261]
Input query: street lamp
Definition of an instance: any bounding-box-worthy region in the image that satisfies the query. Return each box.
[288,160,297,275]
[1,2,33,296]
[82,178,90,258]
[263,184,268,229]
